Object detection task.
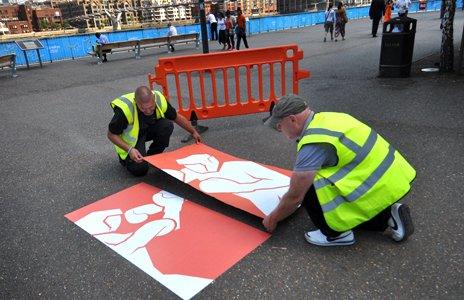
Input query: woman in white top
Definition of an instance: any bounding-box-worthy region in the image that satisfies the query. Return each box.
[207,12,218,40]
[324,4,337,42]
[217,12,228,50]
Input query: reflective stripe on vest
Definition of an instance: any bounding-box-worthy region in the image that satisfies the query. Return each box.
[297,112,416,231]
[118,95,137,144]
[312,129,377,190]
[110,90,169,160]
[320,144,395,213]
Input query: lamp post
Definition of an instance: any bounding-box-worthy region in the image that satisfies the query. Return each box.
[198,0,209,53]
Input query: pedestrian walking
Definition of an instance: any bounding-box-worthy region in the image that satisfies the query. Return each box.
[262,94,416,247]
[235,8,249,50]
[324,4,337,42]
[335,2,348,41]
[166,22,177,52]
[225,10,235,50]
[369,0,386,37]
[217,12,228,50]
[207,12,218,41]
[384,0,393,23]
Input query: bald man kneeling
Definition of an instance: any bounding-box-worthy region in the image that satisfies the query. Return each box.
[107,86,202,177]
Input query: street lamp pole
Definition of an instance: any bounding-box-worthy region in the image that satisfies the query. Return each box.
[198,0,209,53]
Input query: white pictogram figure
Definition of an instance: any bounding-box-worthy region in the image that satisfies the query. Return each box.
[163,154,290,216]
[75,190,212,300]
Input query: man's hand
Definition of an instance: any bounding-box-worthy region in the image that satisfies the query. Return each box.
[192,131,202,144]
[174,115,204,144]
[129,148,144,163]
[262,171,316,233]
[263,213,277,233]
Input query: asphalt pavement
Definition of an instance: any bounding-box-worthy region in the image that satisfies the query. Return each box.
[1,11,463,299]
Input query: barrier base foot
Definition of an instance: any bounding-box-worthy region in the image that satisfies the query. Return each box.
[181,125,209,143]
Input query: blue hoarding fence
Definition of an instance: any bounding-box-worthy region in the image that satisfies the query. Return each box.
[0,0,461,67]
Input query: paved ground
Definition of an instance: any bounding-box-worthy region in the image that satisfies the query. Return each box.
[1,11,463,299]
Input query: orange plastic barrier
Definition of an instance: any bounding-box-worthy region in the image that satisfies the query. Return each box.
[148,44,310,121]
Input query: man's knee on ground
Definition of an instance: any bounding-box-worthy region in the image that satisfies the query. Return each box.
[127,161,149,177]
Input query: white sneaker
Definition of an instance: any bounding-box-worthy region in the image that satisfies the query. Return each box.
[304,229,355,246]
[388,203,414,242]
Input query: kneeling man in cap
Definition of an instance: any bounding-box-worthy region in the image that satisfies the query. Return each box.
[263,94,416,246]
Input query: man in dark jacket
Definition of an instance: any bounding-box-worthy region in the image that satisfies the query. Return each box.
[369,0,386,37]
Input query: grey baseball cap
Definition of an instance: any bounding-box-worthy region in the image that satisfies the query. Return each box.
[265,94,308,130]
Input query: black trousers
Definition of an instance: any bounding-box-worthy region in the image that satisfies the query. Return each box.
[372,17,381,36]
[236,31,249,50]
[98,49,110,61]
[301,185,391,237]
[210,22,218,40]
[120,118,174,177]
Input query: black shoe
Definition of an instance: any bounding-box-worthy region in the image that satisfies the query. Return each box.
[102,58,108,62]
[389,203,414,242]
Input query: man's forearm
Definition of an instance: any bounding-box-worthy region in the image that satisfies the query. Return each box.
[271,192,302,223]
[107,131,131,152]
[174,114,197,135]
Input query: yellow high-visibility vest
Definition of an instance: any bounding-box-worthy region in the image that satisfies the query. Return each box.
[297,112,416,232]
[110,90,168,160]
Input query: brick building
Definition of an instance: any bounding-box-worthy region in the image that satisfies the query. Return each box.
[6,20,31,33]
[0,4,33,33]
[33,6,63,31]
[276,0,312,14]
[18,4,34,26]
[0,4,19,21]
[206,0,277,17]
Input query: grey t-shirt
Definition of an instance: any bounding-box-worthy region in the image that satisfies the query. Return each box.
[294,114,338,172]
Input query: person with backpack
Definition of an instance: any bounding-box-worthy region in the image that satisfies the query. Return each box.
[324,4,337,42]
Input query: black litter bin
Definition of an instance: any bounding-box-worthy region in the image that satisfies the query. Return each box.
[379,17,417,77]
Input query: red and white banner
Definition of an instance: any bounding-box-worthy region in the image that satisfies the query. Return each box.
[65,183,270,299]
[144,144,292,218]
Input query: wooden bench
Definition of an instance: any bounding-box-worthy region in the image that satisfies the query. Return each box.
[91,33,200,64]
[0,54,18,77]
[139,33,200,53]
